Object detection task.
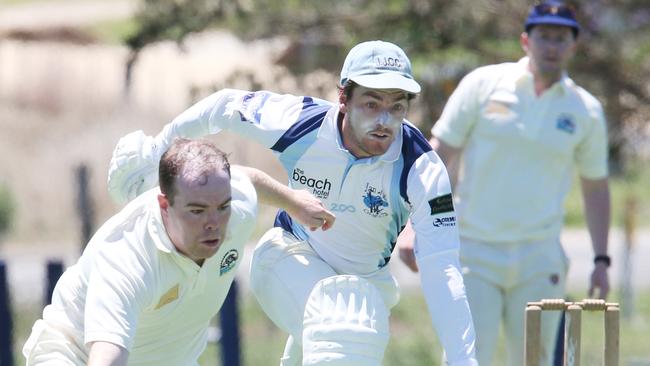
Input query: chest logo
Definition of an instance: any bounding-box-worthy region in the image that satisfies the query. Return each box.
[362,184,388,217]
[220,249,239,276]
[155,284,179,310]
[556,114,576,134]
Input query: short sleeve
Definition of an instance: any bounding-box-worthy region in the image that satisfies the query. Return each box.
[575,99,608,179]
[84,244,153,350]
[432,69,484,148]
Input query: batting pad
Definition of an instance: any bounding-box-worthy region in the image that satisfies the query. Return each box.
[302,275,389,366]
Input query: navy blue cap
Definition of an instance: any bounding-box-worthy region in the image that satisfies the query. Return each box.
[525,2,580,35]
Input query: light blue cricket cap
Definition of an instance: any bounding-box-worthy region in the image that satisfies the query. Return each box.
[339,40,421,94]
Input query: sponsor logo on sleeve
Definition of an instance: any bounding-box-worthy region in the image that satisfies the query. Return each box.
[428,193,454,215]
[433,216,456,227]
[220,249,239,275]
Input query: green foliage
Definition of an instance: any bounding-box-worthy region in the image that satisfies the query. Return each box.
[0,183,15,238]
[564,161,650,228]
[84,18,139,45]
[123,0,650,169]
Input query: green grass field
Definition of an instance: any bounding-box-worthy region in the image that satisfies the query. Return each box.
[13,290,650,365]
[564,165,650,228]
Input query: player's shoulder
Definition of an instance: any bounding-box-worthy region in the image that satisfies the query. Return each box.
[89,189,155,245]
[567,80,603,107]
[465,62,516,82]
[401,121,432,154]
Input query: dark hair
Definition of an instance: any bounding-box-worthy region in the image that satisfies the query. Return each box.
[338,80,417,103]
[158,138,231,205]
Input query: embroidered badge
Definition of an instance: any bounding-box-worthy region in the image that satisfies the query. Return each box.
[556,114,576,134]
[220,249,239,275]
[362,184,388,217]
[550,274,560,285]
[155,284,179,309]
[429,193,454,215]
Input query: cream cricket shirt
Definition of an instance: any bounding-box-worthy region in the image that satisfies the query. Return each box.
[39,170,256,365]
[433,58,608,243]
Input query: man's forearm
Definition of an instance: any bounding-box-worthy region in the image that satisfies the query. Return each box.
[234,166,290,208]
[581,177,610,256]
[88,341,129,366]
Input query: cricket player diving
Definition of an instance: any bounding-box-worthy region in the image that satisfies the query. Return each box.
[23,138,333,365]
[107,40,478,365]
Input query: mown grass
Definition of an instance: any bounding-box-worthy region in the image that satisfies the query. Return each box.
[564,165,650,228]
[11,288,650,365]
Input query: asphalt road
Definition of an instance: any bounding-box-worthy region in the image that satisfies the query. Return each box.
[2,228,649,306]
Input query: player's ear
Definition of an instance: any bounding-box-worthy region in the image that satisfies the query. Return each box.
[338,87,348,114]
[520,32,530,52]
[158,193,170,212]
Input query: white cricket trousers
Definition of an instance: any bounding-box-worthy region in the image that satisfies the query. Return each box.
[249,227,400,366]
[459,236,568,366]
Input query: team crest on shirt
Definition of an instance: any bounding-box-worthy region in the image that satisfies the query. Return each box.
[362,183,388,217]
[556,114,576,134]
[220,249,239,275]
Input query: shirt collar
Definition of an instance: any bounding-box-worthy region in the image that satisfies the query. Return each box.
[147,189,175,254]
[515,57,572,95]
[318,104,403,163]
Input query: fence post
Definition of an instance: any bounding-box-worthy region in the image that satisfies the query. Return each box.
[219,279,241,366]
[46,260,64,306]
[0,260,14,366]
[76,165,94,253]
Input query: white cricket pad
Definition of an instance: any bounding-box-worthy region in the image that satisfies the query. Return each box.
[302,275,389,366]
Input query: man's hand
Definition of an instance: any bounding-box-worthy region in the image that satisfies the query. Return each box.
[285,189,335,231]
[397,222,419,272]
[588,262,610,299]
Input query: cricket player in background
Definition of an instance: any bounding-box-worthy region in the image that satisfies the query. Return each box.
[107,40,478,365]
[399,2,611,365]
[23,138,333,365]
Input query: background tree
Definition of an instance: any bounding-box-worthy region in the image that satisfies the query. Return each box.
[123,0,650,173]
